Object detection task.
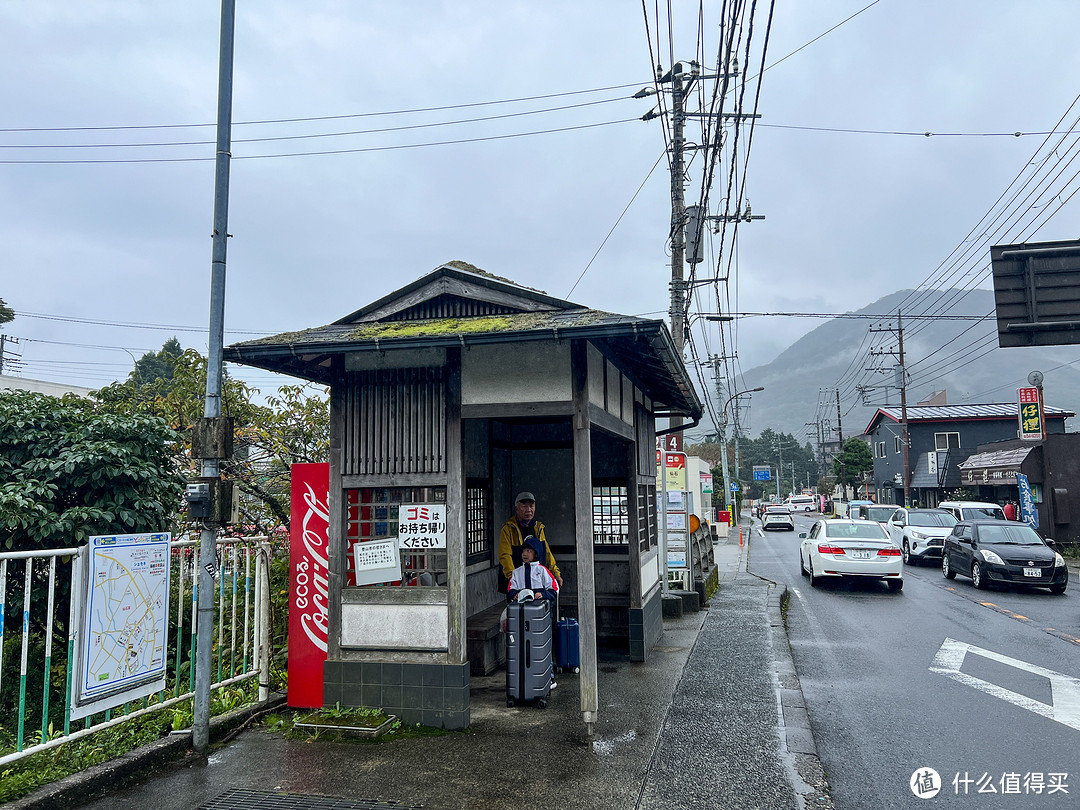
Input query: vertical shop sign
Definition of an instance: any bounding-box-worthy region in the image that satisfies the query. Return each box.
[1018,387,1044,440]
[288,463,330,707]
[1017,473,1038,529]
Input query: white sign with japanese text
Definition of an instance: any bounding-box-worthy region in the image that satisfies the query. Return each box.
[397,504,447,549]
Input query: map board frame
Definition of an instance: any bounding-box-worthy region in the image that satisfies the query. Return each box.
[70,532,171,720]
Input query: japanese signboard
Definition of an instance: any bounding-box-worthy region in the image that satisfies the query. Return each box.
[753,465,771,481]
[1017,473,1038,529]
[700,472,714,494]
[1018,387,1044,440]
[397,504,447,549]
[662,452,687,490]
[288,463,330,707]
[352,538,403,586]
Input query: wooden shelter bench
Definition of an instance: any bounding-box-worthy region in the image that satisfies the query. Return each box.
[466,603,507,676]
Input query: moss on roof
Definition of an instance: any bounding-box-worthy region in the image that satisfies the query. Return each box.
[441,260,548,296]
[347,312,557,341]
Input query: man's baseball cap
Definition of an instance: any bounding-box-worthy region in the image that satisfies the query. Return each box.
[515,491,536,504]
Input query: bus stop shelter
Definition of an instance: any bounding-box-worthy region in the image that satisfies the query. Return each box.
[224,261,702,734]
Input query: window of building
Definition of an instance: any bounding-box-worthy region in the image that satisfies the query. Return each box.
[894,435,902,454]
[593,485,629,545]
[935,432,960,450]
[638,484,656,553]
[345,486,447,587]
[465,482,490,564]
[876,441,886,458]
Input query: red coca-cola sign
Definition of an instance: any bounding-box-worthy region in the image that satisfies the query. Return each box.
[288,463,330,707]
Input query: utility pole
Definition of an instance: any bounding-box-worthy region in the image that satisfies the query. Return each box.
[668,63,687,359]
[836,389,847,502]
[869,314,910,507]
[193,0,235,756]
[898,312,910,508]
[0,334,19,375]
[710,356,732,517]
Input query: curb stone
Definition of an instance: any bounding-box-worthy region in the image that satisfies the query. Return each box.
[767,585,834,809]
[739,513,835,810]
[11,693,287,810]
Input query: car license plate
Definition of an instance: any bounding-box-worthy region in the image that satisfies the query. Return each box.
[850,550,871,560]
[1024,567,1041,578]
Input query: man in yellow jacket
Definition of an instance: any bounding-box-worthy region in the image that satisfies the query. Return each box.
[499,492,563,592]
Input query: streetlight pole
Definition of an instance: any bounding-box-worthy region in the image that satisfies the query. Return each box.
[719,386,764,520]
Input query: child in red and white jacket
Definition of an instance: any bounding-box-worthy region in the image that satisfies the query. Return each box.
[507,535,559,603]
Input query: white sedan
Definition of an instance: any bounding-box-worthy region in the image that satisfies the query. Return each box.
[799,519,904,591]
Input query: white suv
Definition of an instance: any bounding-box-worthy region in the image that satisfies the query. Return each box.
[937,501,1006,522]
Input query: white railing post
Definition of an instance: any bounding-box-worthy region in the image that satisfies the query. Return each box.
[256,541,271,701]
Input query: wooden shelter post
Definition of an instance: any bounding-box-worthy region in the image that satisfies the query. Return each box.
[326,369,346,660]
[446,351,466,664]
[572,340,599,733]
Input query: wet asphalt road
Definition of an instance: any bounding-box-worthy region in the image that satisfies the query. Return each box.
[749,512,1080,809]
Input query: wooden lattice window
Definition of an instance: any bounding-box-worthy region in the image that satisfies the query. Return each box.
[637,483,657,553]
[466,482,490,562]
[345,486,447,587]
[593,485,629,545]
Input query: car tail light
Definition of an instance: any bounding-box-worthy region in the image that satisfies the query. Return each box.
[877,547,902,556]
[817,544,845,554]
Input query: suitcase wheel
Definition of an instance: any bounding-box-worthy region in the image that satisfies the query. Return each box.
[507,698,515,708]
[537,699,547,710]
[554,665,562,674]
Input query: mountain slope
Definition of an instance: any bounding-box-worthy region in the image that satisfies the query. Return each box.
[726,289,1080,442]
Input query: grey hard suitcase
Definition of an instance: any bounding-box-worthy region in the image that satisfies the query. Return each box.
[505,599,553,708]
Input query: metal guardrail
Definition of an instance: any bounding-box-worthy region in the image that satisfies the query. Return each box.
[0,535,271,767]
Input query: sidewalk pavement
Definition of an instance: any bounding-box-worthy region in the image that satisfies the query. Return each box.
[43,522,832,810]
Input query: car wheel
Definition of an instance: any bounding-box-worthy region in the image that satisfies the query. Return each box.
[1049,582,1067,595]
[902,541,912,566]
[942,554,956,579]
[887,579,903,592]
[800,552,808,577]
[808,559,820,587]
[971,561,987,590]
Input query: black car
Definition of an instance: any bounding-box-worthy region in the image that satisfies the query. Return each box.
[942,520,1068,594]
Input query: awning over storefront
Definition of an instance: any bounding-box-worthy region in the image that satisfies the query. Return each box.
[957,446,1034,486]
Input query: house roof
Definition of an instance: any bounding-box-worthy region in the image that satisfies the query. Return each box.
[863,402,1073,435]
[958,445,1034,471]
[223,262,703,418]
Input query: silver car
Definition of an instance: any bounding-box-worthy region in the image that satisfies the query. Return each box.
[886,508,957,566]
[762,506,795,532]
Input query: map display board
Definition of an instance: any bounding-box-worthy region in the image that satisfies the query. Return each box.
[70,532,171,720]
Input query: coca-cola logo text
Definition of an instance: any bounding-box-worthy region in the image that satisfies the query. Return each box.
[294,482,329,653]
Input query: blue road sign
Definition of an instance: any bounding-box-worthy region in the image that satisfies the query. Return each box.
[753,470,770,481]
[730,482,740,492]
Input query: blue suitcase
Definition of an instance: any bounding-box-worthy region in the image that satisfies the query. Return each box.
[506,599,552,708]
[554,617,580,673]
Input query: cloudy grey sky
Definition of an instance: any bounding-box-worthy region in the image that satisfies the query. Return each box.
[4,1,1080,423]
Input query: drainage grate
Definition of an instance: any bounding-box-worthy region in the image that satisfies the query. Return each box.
[200,789,423,810]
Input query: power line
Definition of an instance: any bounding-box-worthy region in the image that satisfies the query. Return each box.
[0,82,648,134]
[0,96,635,150]
[0,117,641,165]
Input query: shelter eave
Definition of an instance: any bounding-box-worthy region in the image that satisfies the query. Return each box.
[224,317,703,419]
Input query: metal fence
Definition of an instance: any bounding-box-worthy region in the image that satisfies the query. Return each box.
[0,535,271,767]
